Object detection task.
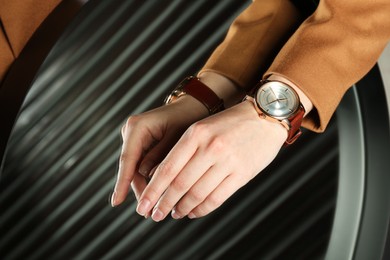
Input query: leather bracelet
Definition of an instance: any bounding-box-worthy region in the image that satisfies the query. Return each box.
[164,76,225,115]
[284,106,304,145]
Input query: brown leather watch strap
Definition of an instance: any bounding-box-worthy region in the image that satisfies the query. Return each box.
[165,76,224,115]
[285,105,305,145]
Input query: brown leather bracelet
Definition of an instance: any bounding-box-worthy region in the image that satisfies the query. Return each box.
[164,76,224,115]
[284,105,304,145]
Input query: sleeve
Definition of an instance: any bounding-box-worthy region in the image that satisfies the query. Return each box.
[0,27,14,83]
[199,0,390,132]
[0,0,62,57]
[199,0,303,90]
[265,0,390,132]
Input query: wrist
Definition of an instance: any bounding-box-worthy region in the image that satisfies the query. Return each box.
[164,76,224,115]
[242,101,288,143]
[172,94,209,118]
[197,71,245,107]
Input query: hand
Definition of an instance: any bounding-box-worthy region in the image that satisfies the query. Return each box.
[111,96,209,209]
[135,100,288,221]
[111,72,243,209]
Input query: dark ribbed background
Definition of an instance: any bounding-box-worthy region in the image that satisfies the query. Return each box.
[0,1,338,259]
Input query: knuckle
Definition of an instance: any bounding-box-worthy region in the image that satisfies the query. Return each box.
[122,115,142,137]
[145,184,160,200]
[157,199,174,212]
[126,115,141,128]
[119,152,129,164]
[192,205,207,217]
[187,188,205,203]
[122,173,133,183]
[207,136,226,153]
[118,152,138,166]
[207,194,223,208]
[173,206,186,217]
[156,161,175,178]
[187,122,209,139]
[171,177,187,192]
[172,203,189,217]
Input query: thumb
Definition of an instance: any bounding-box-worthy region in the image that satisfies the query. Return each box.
[138,130,182,177]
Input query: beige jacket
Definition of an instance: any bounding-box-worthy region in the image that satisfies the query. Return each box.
[0,0,61,82]
[200,0,390,132]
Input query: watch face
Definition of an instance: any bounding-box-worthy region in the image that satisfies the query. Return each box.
[255,81,299,119]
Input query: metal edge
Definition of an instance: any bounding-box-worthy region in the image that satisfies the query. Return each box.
[326,64,390,260]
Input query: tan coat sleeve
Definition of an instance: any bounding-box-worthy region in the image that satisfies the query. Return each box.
[0,0,62,57]
[199,0,303,89]
[200,0,390,132]
[0,27,14,82]
[0,0,61,83]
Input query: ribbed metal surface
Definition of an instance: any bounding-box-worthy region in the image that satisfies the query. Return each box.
[0,1,338,259]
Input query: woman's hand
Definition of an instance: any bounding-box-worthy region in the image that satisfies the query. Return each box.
[135,100,288,221]
[111,72,243,210]
[111,96,209,208]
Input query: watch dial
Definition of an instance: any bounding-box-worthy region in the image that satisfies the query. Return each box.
[256,81,299,118]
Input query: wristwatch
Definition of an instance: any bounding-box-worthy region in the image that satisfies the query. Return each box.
[164,76,224,115]
[245,79,305,145]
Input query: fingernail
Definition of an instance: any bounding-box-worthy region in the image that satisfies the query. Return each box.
[148,165,158,178]
[139,162,153,177]
[188,212,197,219]
[111,191,117,207]
[171,209,182,219]
[136,199,151,216]
[152,207,164,222]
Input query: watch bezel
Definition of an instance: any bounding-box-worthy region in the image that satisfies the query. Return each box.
[255,81,300,120]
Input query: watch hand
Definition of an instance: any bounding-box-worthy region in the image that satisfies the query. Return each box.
[266,97,288,106]
[270,88,278,99]
[266,99,279,105]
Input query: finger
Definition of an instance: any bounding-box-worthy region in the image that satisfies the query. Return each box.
[112,120,155,207]
[130,173,148,202]
[136,131,199,217]
[171,164,227,219]
[112,133,141,206]
[138,130,180,177]
[188,174,246,219]
[150,150,214,222]
[130,173,149,217]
